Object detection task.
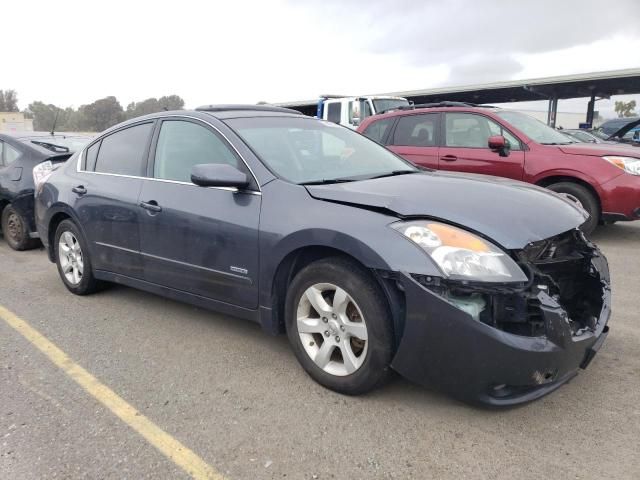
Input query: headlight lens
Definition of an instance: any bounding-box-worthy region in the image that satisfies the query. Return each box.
[393,221,528,282]
[603,156,640,175]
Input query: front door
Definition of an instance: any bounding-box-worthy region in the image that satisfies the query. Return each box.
[438,112,525,180]
[138,118,261,309]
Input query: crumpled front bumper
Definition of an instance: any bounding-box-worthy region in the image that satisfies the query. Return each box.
[390,255,611,406]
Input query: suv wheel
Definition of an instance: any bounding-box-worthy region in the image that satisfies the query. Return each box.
[54,219,103,295]
[547,182,599,235]
[285,257,394,395]
[1,205,39,251]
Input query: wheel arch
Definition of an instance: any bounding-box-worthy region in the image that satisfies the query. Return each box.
[44,205,85,262]
[263,243,405,341]
[535,174,602,213]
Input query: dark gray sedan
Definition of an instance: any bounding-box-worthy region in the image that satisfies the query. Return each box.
[34,105,610,405]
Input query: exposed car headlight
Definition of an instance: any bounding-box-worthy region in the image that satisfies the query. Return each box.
[392,221,528,282]
[603,156,640,175]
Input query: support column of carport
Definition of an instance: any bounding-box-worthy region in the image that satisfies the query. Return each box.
[547,93,558,128]
[586,92,596,127]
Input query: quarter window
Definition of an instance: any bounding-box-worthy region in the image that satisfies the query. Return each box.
[392,114,438,147]
[445,113,521,150]
[94,123,153,176]
[84,141,100,171]
[4,143,21,165]
[153,120,239,183]
[326,103,342,124]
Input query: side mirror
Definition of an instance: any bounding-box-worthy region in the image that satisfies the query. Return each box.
[191,164,250,189]
[488,135,510,157]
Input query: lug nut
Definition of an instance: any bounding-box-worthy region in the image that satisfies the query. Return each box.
[322,317,328,323]
[340,325,345,331]
[324,331,330,337]
[335,336,340,342]
[332,313,337,319]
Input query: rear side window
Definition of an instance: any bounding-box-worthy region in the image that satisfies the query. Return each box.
[94,123,153,176]
[153,120,240,183]
[326,103,342,123]
[392,114,438,146]
[362,118,394,144]
[0,141,3,166]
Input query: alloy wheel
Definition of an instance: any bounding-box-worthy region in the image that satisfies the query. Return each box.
[296,283,368,376]
[58,231,84,285]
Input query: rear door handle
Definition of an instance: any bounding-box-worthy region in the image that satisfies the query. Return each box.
[441,155,458,162]
[72,185,87,195]
[139,200,162,213]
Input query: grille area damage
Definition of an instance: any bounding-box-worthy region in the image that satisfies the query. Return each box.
[412,229,609,338]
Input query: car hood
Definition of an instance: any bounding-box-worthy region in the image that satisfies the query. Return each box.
[305,172,586,249]
[558,142,640,157]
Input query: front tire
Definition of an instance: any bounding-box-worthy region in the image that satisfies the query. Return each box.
[54,219,103,295]
[1,205,39,251]
[285,257,394,395]
[547,182,599,235]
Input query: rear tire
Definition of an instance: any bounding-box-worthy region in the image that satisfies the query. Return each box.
[285,257,394,395]
[1,205,39,251]
[547,182,599,235]
[54,219,103,295]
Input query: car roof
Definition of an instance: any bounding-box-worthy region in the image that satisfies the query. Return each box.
[94,105,305,138]
[361,102,500,123]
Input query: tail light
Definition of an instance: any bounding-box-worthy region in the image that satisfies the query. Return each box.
[33,161,55,194]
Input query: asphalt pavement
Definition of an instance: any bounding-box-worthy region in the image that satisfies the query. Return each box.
[1,223,639,479]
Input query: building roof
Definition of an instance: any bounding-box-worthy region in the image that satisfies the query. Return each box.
[276,68,640,111]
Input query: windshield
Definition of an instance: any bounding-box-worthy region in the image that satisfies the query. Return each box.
[372,98,409,114]
[495,110,576,145]
[590,128,610,140]
[227,116,416,184]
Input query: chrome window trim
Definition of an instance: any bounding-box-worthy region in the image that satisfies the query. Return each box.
[75,114,262,195]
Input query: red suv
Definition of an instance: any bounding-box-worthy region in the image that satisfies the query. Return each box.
[358,103,640,233]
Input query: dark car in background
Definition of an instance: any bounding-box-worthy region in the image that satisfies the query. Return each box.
[562,129,616,144]
[0,132,92,250]
[34,105,610,406]
[358,103,640,233]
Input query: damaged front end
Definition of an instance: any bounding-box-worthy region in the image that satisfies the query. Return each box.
[391,229,611,406]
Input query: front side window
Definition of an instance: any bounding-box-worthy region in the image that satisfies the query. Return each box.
[228,117,416,184]
[153,120,239,182]
[362,118,394,144]
[445,113,522,150]
[94,123,153,176]
[392,114,438,147]
[326,103,342,123]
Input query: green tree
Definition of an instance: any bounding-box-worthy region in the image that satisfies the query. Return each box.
[614,100,637,118]
[125,95,185,119]
[0,89,19,112]
[79,96,124,131]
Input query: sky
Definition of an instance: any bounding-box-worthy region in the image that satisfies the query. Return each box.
[4,0,640,119]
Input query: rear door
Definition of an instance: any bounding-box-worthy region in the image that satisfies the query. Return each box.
[73,121,154,278]
[138,118,261,309]
[439,112,525,180]
[386,113,440,169]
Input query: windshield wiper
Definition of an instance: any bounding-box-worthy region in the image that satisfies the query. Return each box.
[367,169,420,180]
[299,178,358,186]
[540,142,573,145]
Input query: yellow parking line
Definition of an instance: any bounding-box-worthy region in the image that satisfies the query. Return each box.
[0,304,224,480]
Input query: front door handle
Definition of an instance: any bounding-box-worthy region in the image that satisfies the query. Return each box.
[72,185,87,195]
[139,200,162,213]
[441,155,458,162]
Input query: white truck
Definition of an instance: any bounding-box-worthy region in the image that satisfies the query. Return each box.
[277,95,410,129]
